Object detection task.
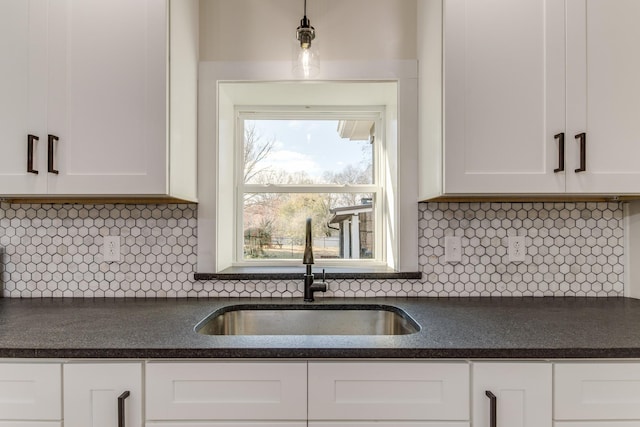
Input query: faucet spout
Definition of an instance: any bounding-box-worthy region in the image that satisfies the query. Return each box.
[303,217,314,265]
[302,218,326,301]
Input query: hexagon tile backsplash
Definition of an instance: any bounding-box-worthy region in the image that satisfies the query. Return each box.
[0,201,624,298]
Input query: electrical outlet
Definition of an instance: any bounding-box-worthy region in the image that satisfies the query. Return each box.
[103,236,120,262]
[508,236,526,262]
[444,236,462,263]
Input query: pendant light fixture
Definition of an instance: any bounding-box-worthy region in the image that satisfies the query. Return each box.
[293,0,319,78]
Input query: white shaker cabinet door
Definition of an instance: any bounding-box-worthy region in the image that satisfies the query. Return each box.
[444,0,566,194]
[63,363,142,427]
[308,362,469,421]
[45,0,167,196]
[473,362,552,427]
[0,363,61,421]
[565,0,640,194]
[0,0,48,195]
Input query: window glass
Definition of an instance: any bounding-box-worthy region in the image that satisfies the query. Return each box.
[243,119,374,185]
[243,192,375,260]
[239,115,380,263]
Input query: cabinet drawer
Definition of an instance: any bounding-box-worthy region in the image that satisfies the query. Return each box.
[0,363,61,420]
[310,423,470,427]
[555,423,640,427]
[146,362,307,420]
[555,363,640,420]
[308,362,469,421]
[147,423,306,427]
[0,424,61,427]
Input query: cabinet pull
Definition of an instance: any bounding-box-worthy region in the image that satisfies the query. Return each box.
[47,134,59,174]
[27,134,39,174]
[486,390,497,427]
[118,390,130,427]
[553,132,565,173]
[575,132,586,173]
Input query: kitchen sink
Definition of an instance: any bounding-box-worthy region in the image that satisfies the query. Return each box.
[195,304,420,336]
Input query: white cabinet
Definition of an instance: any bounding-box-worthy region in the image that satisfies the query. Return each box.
[146,362,307,422]
[63,363,142,427]
[0,362,61,426]
[441,0,566,195]
[0,0,198,200]
[565,0,640,193]
[555,362,640,424]
[472,362,552,427]
[419,0,640,198]
[0,0,48,195]
[308,362,469,425]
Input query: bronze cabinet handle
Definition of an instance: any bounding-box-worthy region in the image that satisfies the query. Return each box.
[27,134,39,174]
[553,133,565,173]
[575,132,586,173]
[486,390,497,427]
[47,134,59,174]
[118,390,130,427]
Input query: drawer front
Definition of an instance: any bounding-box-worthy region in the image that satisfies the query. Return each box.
[146,423,306,427]
[310,423,470,427]
[555,423,640,427]
[0,423,61,427]
[555,363,640,420]
[308,362,469,421]
[146,362,307,420]
[0,363,61,420]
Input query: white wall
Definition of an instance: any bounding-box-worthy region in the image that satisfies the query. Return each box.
[199,0,418,61]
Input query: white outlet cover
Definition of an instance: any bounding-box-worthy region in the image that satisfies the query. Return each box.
[103,236,121,262]
[444,236,462,263]
[508,236,526,262]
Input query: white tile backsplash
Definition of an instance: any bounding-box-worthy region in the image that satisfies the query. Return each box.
[0,201,624,297]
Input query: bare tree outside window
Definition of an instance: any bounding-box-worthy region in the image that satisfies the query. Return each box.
[241,118,377,260]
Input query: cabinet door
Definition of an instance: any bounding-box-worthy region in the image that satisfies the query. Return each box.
[308,362,469,421]
[0,0,47,194]
[310,423,470,427]
[555,363,640,420]
[444,0,566,194]
[147,424,306,427]
[146,362,307,421]
[46,0,167,195]
[0,363,61,421]
[63,363,142,427]
[473,363,551,427]
[566,0,640,193]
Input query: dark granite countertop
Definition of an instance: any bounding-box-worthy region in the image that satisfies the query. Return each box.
[1,297,640,359]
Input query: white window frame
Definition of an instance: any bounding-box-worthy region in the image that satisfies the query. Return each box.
[197,63,419,274]
[234,106,386,267]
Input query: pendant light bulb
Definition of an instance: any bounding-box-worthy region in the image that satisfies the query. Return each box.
[293,0,319,78]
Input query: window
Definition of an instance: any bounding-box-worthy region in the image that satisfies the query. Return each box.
[203,78,417,274]
[237,109,384,265]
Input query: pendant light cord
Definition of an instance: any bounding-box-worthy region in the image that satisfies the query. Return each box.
[304,0,307,17]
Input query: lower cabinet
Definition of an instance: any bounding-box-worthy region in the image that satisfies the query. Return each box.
[0,362,61,426]
[473,362,552,427]
[9,358,640,427]
[63,363,142,427]
[555,362,640,425]
[146,362,307,422]
[308,362,469,423]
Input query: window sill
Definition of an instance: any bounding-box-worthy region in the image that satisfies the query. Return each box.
[194,267,422,281]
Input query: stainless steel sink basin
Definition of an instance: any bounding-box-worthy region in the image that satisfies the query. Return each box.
[195,304,420,336]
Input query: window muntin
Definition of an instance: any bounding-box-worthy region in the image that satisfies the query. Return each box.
[236,109,384,265]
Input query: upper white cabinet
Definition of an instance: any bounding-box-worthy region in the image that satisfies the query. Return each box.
[565,0,640,193]
[419,0,640,198]
[0,0,198,201]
